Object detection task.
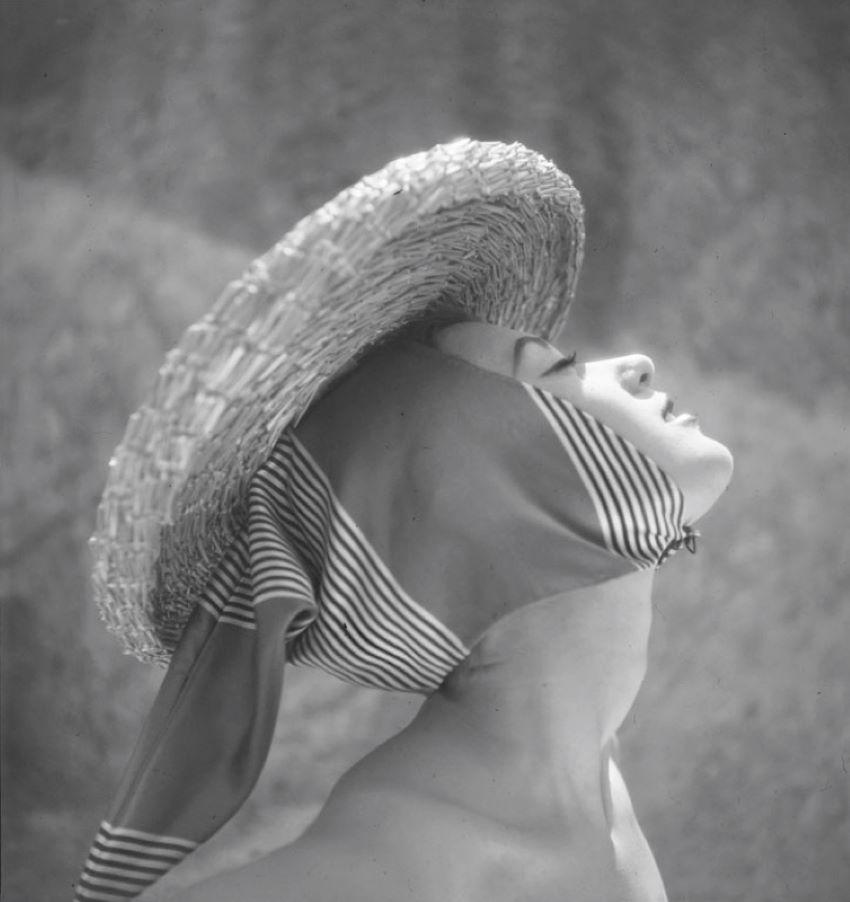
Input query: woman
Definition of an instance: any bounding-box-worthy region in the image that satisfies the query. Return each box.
[75,142,731,902]
[164,322,731,902]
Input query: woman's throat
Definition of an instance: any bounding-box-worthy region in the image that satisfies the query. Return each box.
[425,570,656,807]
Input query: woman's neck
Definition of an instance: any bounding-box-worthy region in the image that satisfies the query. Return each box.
[405,569,657,828]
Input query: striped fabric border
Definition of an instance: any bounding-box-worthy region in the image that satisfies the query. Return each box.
[195,532,257,629]
[162,424,470,693]
[74,822,197,901]
[194,472,317,633]
[525,385,686,569]
[253,433,470,693]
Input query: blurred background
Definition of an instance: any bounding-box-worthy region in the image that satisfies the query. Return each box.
[2,1,849,899]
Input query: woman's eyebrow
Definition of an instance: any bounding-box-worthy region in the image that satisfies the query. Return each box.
[512,335,551,373]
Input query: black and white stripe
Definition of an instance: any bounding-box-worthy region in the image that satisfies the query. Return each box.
[526,385,686,569]
[194,458,318,632]
[74,822,197,901]
[195,532,257,629]
[265,434,470,692]
[193,431,469,693]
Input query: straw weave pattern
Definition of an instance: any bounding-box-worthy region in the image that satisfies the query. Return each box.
[89,139,585,663]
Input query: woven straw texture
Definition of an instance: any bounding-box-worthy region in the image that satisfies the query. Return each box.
[90,138,585,664]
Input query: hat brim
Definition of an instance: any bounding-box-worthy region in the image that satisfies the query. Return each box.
[90,138,585,663]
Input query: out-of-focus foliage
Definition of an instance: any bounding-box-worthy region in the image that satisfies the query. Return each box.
[2,1,849,900]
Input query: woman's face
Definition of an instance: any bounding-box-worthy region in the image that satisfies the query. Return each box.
[434,323,734,523]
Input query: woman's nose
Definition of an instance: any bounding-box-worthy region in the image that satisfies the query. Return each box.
[615,354,655,393]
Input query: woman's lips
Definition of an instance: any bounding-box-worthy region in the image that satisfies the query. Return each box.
[661,396,698,427]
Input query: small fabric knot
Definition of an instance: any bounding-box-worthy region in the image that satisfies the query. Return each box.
[681,525,700,554]
[657,525,700,567]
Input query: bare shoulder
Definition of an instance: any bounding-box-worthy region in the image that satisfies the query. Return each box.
[165,737,660,902]
[164,821,410,902]
[165,781,464,902]
[164,777,644,902]
[162,777,428,902]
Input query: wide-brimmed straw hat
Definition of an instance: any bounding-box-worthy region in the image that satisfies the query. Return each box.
[90,138,585,665]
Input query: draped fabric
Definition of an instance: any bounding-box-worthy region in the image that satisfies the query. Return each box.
[75,338,693,901]
[524,384,687,568]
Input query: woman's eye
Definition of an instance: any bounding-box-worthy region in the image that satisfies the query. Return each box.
[542,350,578,376]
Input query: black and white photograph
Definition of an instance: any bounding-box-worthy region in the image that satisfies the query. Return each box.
[2,2,849,900]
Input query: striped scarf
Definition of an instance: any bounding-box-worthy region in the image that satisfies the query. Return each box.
[75,338,693,901]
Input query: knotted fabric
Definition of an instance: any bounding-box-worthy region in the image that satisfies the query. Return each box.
[74,338,694,901]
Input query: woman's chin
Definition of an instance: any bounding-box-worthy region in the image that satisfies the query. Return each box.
[680,442,734,523]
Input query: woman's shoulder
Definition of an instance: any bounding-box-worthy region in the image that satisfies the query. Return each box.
[171,759,632,902]
[272,786,622,902]
[163,817,404,902]
[257,823,416,902]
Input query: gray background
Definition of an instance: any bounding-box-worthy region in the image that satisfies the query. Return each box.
[2,1,849,900]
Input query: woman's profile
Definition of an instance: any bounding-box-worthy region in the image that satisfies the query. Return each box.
[74,141,732,902]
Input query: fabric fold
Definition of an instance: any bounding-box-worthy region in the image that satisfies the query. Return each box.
[76,336,694,901]
[74,493,316,901]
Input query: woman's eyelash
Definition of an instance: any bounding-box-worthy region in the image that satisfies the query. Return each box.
[542,350,578,376]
